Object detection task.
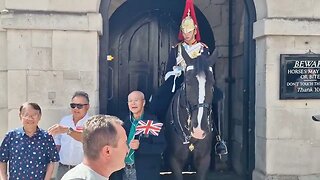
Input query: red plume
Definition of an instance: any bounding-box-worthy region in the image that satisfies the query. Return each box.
[178,0,201,41]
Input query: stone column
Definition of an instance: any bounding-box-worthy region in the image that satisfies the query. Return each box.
[0,25,8,140]
[253,0,320,179]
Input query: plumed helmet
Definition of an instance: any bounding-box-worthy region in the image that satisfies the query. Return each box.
[180,10,196,33]
[178,0,201,41]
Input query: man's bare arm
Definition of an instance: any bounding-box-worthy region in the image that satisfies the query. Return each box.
[44,162,55,180]
[48,124,83,142]
[0,162,8,180]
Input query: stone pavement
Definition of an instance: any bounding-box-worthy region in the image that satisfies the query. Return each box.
[160,171,246,180]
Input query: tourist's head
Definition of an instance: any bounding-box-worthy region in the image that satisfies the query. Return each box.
[70,91,90,121]
[82,115,128,171]
[19,102,42,129]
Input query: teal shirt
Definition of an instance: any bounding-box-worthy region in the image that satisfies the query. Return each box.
[125,114,143,165]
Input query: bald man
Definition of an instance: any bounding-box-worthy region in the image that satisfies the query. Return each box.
[122,91,166,180]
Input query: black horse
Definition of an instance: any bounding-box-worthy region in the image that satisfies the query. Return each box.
[165,47,216,180]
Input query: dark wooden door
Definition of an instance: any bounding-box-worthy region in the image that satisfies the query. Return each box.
[108,11,179,119]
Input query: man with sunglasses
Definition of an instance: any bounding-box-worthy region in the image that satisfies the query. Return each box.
[48,91,90,179]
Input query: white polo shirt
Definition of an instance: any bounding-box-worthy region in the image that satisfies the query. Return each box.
[54,114,89,166]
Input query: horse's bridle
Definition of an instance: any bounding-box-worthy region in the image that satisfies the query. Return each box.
[184,83,213,135]
[189,102,211,114]
[170,65,214,144]
[185,65,213,132]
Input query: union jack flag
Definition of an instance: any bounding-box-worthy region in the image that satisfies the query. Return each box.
[135,120,163,136]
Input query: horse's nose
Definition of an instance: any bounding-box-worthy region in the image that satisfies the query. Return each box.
[191,127,206,139]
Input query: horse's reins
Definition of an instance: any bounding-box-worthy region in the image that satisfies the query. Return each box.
[169,87,192,145]
[176,88,191,144]
[170,65,214,150]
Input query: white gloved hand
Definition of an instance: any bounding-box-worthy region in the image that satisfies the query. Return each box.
[173,66,183,77]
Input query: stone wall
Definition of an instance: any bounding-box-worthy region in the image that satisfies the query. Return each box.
[0,0,102,140]
[0,0,7,140]
[5,30,100,129]
[253,0,320,179]
[0,0,4,11]
[5,0,101,12]
[0,28,7,140]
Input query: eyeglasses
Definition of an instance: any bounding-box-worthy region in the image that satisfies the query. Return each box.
[21,113,39,120]
[70,103,88,109]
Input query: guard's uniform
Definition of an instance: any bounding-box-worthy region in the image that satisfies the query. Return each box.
[148,0,213,122]
[166,41,210,74]
[149,41,210,121]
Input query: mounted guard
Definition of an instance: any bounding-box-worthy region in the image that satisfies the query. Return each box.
[148,0,228,180]
[149,0,210,121]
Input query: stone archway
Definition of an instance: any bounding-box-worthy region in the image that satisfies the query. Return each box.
[99,0,259,179]
[105,0,214,120]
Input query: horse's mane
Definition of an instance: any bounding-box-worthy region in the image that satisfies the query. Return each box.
[180,45,214,78]
[192,56,211,77]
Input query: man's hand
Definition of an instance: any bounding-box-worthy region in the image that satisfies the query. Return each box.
[48,124,68,136]
[48,124,83,142]
[129,139,140,150]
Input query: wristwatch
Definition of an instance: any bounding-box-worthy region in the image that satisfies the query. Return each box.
[67,127,74,135]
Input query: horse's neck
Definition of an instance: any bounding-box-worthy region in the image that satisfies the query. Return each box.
[177,87,188,108]
[172,88,189,122]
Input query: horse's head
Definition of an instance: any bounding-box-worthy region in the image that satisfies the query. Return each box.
[181,46,216,139]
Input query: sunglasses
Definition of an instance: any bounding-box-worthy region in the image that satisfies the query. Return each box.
[70,103,88,109]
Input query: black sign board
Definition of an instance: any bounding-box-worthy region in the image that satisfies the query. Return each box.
[280,54,320,99]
